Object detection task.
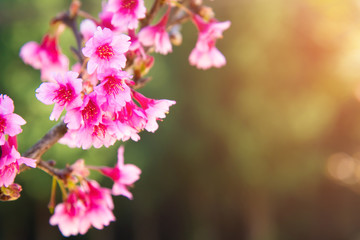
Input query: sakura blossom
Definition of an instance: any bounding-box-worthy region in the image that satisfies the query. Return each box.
[82,27,131,74]
[50,181,115,236]
[100,146,141,199]
[0,136,36,187]
[189,15,231,70]
[49,191,87,237]
[95,69,132,112]
[0,95,26,145]
[35,71,83,121]
[133,91,176,132]
[80,180,115,230]
[19,34,69,81]
[138,8,172,55]
[64,92,103,130]
[106,0,146,31]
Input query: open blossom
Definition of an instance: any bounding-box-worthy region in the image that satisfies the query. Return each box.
[189,15,231,70]
[82,27,131,74]
[36,71,83,121]
[133,91,176,132]
[95,69,132,112]
[106,0,146,31]
[61,117,117,149]
[80,181,115,231]
[0,136,36,187]
[20,34,69,81]
[49,192,87,237]
[0,95,26,145]
[50,181,115,237]
[100,146,141,199]
[138,8,172,55]
[64,92,103,130]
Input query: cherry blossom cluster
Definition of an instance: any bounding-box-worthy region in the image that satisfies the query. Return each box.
[13,0,230,237]
[0,95,36,200]
[49,146,140,236]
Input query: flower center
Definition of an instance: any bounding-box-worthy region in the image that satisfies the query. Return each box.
[104,76,124,96]
[0,116,6,134]
[93,124,106,137]
[96,44,114,60]
[121,0,137,9]
[82,99,99,121]
[53,85,73,105]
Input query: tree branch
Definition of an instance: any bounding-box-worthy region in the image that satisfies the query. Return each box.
[23,121,68,160]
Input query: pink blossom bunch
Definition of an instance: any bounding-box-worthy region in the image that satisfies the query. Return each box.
[50,146,140,236]
[49,181,115,237]
[17,0,230,237]
[0,95,36,188]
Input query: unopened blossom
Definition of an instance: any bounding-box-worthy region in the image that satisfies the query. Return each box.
[0,183,22,201]
[95,69,132,112]
[133,91,176,132]
[0,95,26,145]
[138,8,172,55]
[106,0,146,31]
[80,19,97,42]
[36,71,83,121]
[20,34,69,81]
[189,15,231,70]
[0,136,36,187]
[100,146,141,199]
[82,27,131,74]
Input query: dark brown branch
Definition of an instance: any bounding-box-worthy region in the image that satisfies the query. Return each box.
[37,160,73,180]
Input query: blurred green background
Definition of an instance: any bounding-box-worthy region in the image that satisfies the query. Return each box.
[3,0,360,239]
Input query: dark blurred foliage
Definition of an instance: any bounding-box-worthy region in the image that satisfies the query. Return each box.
[3,0,360,239]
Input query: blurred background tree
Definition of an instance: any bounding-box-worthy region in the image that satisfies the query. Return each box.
[2,0,360,239]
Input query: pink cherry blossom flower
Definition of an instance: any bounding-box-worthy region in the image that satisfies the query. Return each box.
[0,136,36,187]
[0,95,26,145]
[95,69,132,112]
[138,8,172,55]
[80,180,115,230]
[36,71,83,121]
[69,118,117,149]
[50,181,115,237]
[117,101,147,132]
[64,92,103,130]
[49,191,87,237]
[82,27,131,75]
[99,11,117,31]
[20,34,69,81]
[133,91,176,132]
[100,146,141,198]
[106,0,146,31]
[111,118,141,142]
[189,15,231,70]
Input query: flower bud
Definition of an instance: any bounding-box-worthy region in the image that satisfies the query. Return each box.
[0,183,22,201]
[199,6,215,21]
[170,25,183,46]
